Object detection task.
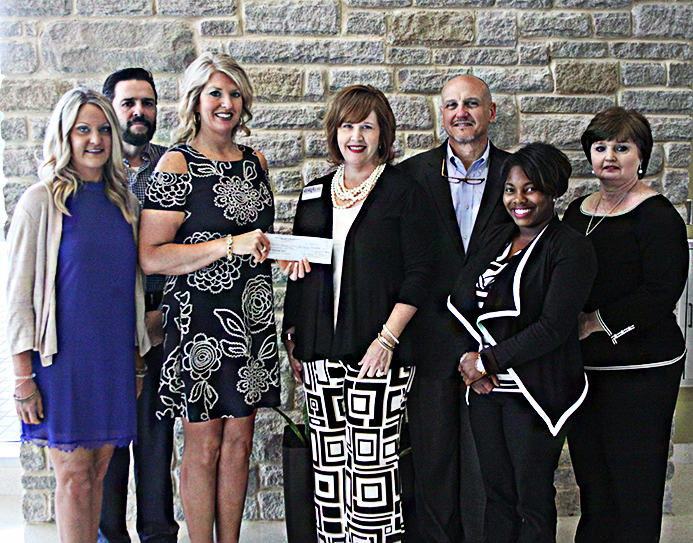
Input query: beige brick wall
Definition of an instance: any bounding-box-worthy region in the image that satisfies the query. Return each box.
[1,0,691,523]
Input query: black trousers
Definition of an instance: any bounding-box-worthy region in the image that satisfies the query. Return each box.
[407,372,485,543]
[98,326,178,542]
[568,360,684,543]
[468,391,566,543]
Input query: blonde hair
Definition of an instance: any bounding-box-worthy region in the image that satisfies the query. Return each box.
[39,88,135,224]
[173,52,254,146]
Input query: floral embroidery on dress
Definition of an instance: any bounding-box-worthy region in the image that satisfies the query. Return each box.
[211,160,273,224]
[215,308,251,358]
[163,275,176,295]
[157,345,183,420]
[174,291,192,334]
[146,171,193,208]
[184,232,243,294]
[214,308,279,406]
[182,333,223,420]
[161,304,170,329]
[242,275,275,334]
[237,335,279,405]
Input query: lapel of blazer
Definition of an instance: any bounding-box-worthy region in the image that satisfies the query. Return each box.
[301,175,334,239]
[344,164,390,239]
[467,142,506,261]
[475,222,551,347]
[421,142,466,258]
[447,222,515,346]
[320,176,334,238]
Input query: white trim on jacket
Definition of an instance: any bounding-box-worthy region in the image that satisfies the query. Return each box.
[447,223,588,437]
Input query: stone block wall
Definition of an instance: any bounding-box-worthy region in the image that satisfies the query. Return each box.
[1,0,691,524]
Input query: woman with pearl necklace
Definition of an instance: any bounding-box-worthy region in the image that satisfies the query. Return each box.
[279,85,436,542]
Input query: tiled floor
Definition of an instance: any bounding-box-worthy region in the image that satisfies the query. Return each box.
[0,462,691,543]
[0,495,287,543]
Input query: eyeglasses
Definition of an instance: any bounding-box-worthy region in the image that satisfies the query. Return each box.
[442,159,485,185]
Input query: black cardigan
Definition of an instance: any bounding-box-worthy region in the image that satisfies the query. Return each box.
[448,217,598,435]
[283,165,436,368]
[563,194,688,369]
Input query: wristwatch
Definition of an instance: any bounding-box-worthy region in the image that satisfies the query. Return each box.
[475,355,487,376]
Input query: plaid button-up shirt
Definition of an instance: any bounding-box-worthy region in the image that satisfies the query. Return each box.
[125,142,167,294]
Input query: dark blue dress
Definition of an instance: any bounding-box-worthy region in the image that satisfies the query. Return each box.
[22,182,137,451]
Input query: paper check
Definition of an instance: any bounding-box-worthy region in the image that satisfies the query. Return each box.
[266,234,333,264]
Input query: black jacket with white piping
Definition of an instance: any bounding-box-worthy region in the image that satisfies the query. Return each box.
[448,216,597,435]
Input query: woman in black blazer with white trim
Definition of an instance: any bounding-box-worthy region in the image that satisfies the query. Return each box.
[448,143,597,543]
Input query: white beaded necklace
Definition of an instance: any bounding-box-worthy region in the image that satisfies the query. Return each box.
[331,163,386,209]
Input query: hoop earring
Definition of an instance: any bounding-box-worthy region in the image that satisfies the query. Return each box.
[194,112,201,126]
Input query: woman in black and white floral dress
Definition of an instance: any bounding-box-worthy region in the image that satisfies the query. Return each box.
[140,52,279,543]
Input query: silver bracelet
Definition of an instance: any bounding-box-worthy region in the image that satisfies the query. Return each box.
[15,373,36,389]
[14,388,39,403]
[382,324,399,345]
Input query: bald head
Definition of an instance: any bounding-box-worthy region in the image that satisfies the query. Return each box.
[440,74,496,159]
[441,75,492,105]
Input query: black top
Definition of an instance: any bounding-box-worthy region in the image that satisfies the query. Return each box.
[449,217,598,435]
[283,165,436,368]
[144,144,280,421]
[396,141,511,378]
[563,194,688,370]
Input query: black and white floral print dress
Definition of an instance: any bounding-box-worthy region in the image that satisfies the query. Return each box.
[144,144,280,422]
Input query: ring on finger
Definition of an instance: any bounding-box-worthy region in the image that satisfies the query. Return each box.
[375,369,385,377]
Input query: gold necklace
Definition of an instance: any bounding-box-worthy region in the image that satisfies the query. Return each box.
[585,187,633,236]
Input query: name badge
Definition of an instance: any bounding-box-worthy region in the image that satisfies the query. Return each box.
[302,185,322,200]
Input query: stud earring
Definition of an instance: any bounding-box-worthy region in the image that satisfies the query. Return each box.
[591,169,595,175]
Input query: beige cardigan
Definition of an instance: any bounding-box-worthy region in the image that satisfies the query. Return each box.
[6,181,151,366]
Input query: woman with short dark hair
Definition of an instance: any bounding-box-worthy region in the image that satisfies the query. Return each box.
[564,107,688,543]
[449,142,597,543]
[280,85,435,542]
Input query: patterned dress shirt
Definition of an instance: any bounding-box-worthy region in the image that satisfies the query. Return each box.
[125,142,167,294]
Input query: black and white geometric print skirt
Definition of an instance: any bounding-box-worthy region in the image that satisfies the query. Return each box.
[302,359,415,543]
